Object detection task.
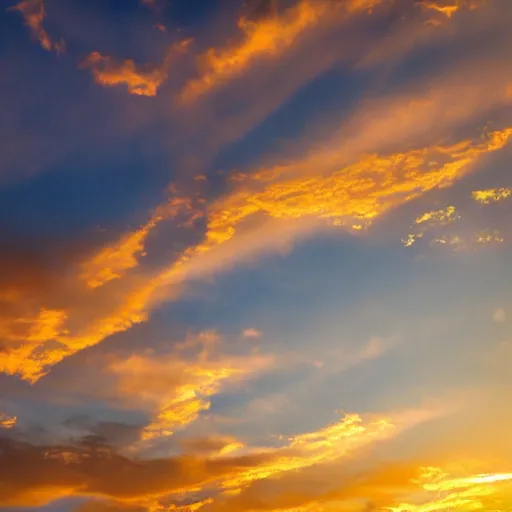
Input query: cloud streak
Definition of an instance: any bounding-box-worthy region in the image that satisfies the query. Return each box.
[9,0,64,52]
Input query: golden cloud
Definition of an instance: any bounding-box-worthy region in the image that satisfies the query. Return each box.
[180,0,388,103]
[0,405,438,508]
[1,127,511,383]
[105,331,273,442]
[82,52,166,97]
[9,0,64,52]
[386,466,512,512]
[472,187,512,204]
[402,206,460,247]
[81,197,199,288]
[83,40,190,96]
[0,413,17,429]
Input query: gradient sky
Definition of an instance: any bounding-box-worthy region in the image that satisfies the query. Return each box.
[1,1,512,511]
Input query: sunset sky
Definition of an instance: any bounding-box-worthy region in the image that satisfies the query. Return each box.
[1,0,512,511]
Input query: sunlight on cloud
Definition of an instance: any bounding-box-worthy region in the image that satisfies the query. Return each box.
[0,412,17,429]
[107,331,273,442]
[180,0,385,103]
[386,466,512,512]
[180,0,331,102]
[402,206,460,247]
[82,52,167,96]
[1,128,512,382]
[9,0,64,53]
[83,40,190,96]
[81,196,199,288]
[472,187,512,204]
[220,407,442,492]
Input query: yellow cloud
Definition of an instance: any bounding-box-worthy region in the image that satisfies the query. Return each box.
[415,206,458,226]
[9,0,64,53]
[0,413,17,429]
[472,187,512,204]
[475,230,504,245]
[220,407,441,491]
[420,1,462,19]
[387,466,512,512]
[402,206,459,247]
[81,197,199,288]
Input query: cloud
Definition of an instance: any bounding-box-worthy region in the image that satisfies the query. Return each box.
[402,206,460,247]
[82,53,166,97]
[9,0,65,53]
[0,405,438,508]
[0,412,16,429]
[472,187,512,204]
[2,125,511,384]
[242,328,262,339]
[82,40,190,96]
[1,0,511,384]
[493,308,506,323]
[179,0,388,103]
[103,331,273,442]
[80,196,200,288]
[385,466,512,512]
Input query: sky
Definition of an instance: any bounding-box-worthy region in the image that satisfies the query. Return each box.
[0,0,512,511]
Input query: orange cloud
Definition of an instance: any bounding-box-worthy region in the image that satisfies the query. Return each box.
[82,52,166,97]
[386,466,512,512]
[180,0,386,103]
[83,40,190,96]
[180,0,331,102]
[81,197,199,288]
[420,1,462,19]
[0,413,17,429]
[9,0,64,52]
[105,331,273,442]
[2,127,511,383]
[0,404,438,508]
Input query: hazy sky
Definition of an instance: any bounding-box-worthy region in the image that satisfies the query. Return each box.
[1,1,512,511]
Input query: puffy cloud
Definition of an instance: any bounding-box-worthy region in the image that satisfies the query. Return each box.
[9,0,64,53]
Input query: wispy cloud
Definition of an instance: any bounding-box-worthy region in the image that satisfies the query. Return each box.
[180,0,389,103]
[9,0,65,52]
[106,331,273,442]
[0,404,438,508]
[83,40,191,96]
